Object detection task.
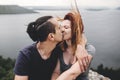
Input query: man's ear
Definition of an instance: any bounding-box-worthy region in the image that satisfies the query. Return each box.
[48,33,55,41]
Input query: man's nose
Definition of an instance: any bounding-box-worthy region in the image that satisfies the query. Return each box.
[61,30,64,33]
[60,27,65,33]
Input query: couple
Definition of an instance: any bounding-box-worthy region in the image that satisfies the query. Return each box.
[14,10,95,80]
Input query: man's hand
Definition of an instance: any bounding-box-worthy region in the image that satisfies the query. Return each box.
[75,45,93,72]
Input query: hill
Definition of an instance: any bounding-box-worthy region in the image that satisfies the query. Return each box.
[0,5,37,14]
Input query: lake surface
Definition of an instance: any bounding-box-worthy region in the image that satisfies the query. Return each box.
[0,10,120,69]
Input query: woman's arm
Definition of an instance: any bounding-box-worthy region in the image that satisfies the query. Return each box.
[51,59,83,80]
[56,54,92,80]
[52,44,93,80]
[56,60,85,80]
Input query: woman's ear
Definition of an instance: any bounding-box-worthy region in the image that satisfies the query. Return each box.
[48,33,55,41]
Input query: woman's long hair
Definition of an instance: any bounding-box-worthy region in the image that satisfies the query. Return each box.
[60,1,85,55]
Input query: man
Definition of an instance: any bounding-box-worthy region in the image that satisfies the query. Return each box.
[14,16,63,80]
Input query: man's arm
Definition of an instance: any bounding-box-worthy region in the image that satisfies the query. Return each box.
[14,75,28,80]
[75,44,93,71]
[14,51,30,80]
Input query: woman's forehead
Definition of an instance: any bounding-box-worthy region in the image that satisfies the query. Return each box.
[62,20,71,25]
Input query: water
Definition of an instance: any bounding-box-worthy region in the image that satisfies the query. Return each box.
[0,10,120,69]
[82,10,120,69]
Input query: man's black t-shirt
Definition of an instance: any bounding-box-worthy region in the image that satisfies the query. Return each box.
[14,43,59,80]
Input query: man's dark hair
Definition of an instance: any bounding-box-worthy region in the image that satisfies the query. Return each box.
[27,16,56,42]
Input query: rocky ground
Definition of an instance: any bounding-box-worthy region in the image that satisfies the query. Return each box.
[88,70,111,80]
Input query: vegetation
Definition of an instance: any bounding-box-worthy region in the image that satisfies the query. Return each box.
[0,56,15,80]
[92,64,120,80]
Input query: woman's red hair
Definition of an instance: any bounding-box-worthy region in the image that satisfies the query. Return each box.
[60,9,84,55]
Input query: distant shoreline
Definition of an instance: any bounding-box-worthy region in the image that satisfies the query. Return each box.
[0,5,37,14]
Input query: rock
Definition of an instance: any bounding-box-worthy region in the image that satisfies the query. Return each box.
[88,70,111,80]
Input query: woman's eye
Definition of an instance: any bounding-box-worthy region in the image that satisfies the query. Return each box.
[65,26,69,29]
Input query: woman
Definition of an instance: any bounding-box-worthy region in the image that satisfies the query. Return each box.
[51,10,95,80]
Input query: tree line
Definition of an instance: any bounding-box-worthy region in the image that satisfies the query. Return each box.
[91,64,120,80]
[0,56,15,80]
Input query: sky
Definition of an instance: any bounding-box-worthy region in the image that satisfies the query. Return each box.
[0,0,120,8]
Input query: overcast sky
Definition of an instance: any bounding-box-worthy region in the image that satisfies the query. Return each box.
[0,0,120,8]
